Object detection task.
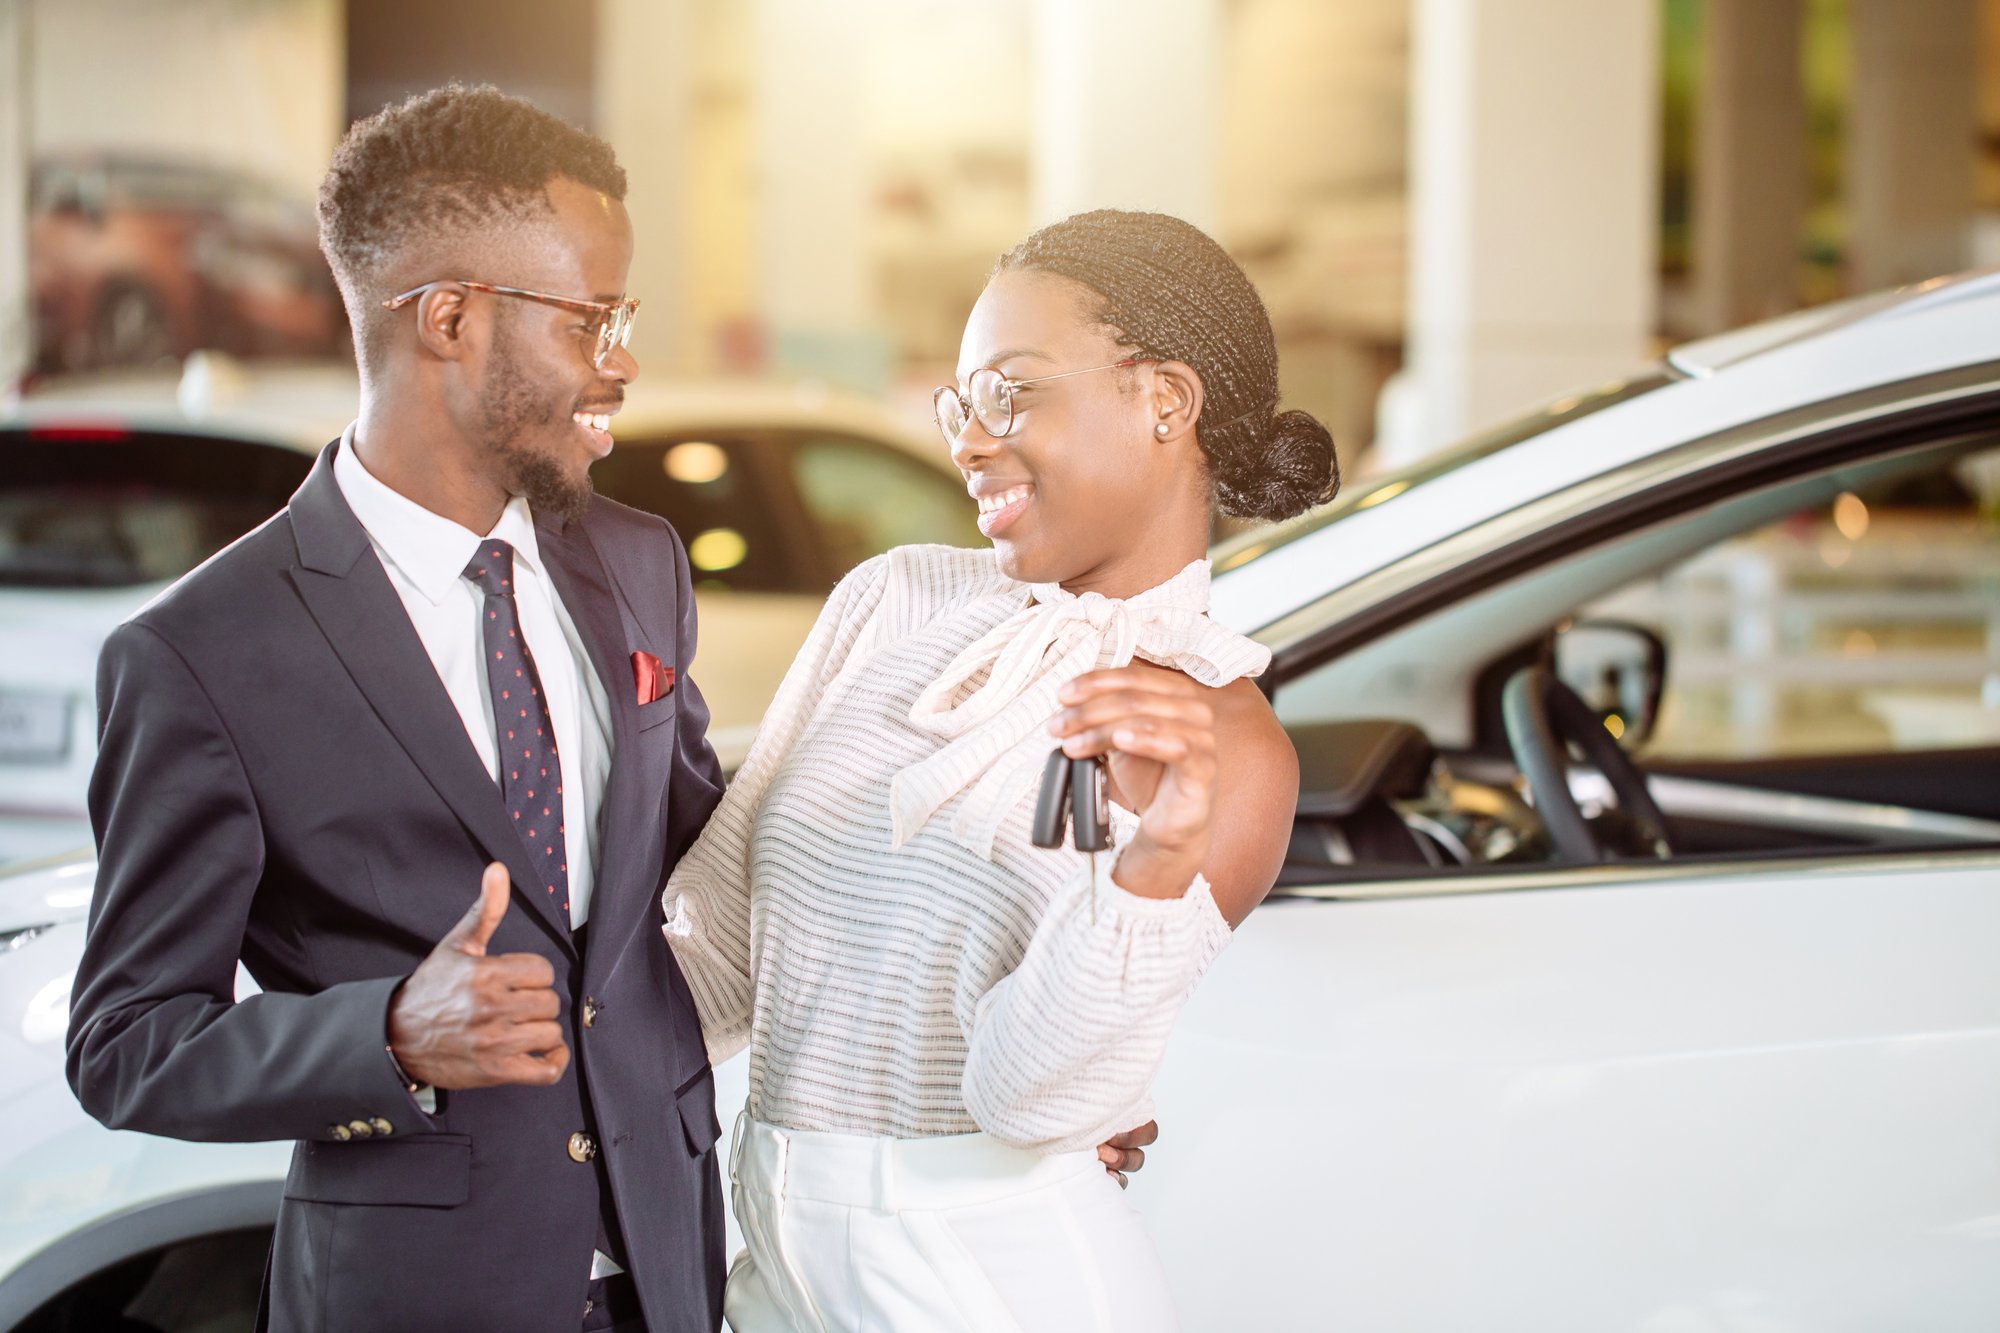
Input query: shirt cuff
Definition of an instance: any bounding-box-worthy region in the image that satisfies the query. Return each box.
[383,1043,438,1115]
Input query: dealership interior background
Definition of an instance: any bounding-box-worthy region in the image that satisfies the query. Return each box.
[2,5,2000,1328]
[1,0,1998,863]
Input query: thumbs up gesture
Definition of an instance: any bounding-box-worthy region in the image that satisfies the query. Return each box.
[386,863,571,1089]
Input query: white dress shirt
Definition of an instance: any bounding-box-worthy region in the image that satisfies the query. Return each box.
[333,426,612,928]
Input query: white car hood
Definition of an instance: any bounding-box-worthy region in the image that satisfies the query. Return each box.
[0,855,95,935]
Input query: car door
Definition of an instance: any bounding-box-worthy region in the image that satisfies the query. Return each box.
[1135,375,2000,1330]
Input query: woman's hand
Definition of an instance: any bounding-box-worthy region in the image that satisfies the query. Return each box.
[1047,663,1217,898]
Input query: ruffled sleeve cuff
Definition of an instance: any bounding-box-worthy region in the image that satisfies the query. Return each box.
[960,854,1233,1151]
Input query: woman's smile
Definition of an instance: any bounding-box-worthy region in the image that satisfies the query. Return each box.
[973,481,1036,537]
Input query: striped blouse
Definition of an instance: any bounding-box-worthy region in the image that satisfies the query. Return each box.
[661,543,1269,1152]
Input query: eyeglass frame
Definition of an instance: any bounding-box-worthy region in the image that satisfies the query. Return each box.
[382,279,640,369]
[932,358,1156,446]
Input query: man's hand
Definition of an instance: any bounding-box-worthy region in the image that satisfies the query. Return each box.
[386,863,571,1089]
[1097,1119,1159,1189]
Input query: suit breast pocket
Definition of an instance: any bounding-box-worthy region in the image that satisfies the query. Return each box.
[285,1133,472,1209]
[637,692,679,733]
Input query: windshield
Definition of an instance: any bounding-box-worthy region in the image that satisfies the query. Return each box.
[1211,371,1675,573]
[0,429,312,587]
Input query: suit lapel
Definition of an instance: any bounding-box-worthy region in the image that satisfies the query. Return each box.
[287,443,577,952]
[536,509,674,974]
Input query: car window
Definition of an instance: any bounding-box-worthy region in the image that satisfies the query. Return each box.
[106,161,227,212]
[0,429,311,588]
[1583,441,2000,759]
[31,163,86,214]
[1271,429,2000,757]
[589,434,801,594]
[787,433,981,587]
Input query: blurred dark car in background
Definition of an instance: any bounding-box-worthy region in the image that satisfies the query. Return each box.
[28,154,348,375]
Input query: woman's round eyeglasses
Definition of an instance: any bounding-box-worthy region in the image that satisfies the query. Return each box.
[383,279,640,370]
[932,358,1153,446]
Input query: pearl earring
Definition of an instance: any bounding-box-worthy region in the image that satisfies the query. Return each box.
[1155,422,1170,438]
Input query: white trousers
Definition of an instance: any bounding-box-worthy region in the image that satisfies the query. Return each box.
[724,1115,1181,1333]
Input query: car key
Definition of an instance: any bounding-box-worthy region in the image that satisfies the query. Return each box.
[1030,747,1074,849]
[1032,746,1111,853]
[1069,754,1110,852]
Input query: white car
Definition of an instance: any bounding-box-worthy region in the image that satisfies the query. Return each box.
[0,360,978,866]
[6,271,2000,1328]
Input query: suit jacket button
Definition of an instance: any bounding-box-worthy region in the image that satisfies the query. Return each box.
[567,1131,596,1163]
[369,1118,394,1137]
[582,998,601,1029]
[347,1119,374,1138]
[328,1124,352,1142]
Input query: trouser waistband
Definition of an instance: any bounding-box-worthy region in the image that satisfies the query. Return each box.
[728,1113,1103,1212]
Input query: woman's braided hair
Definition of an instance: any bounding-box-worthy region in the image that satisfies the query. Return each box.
[996,209,1338,521]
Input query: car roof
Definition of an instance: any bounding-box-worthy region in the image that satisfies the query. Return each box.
[1211,266,2000,635]
[8,358,358,450]
[1666,267,2000,378]
[7,354,945,467]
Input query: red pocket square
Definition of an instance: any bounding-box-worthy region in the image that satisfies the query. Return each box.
[632,651,675,706]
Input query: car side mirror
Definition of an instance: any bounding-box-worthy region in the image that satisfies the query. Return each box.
[1551,619,1666,749]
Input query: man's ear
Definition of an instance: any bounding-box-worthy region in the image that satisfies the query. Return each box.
[1148,360,1204,445]
[412,283,473,363]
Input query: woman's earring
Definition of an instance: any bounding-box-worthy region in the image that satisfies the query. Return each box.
[1155,422,1171,438]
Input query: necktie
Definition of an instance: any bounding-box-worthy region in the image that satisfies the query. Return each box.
[463,541,570,920]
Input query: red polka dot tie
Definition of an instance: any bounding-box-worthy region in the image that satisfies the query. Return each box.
[464,541,569,919]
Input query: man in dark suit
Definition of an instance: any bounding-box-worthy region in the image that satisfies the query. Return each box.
[66,85,724,1331]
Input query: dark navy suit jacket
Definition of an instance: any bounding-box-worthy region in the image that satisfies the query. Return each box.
[66,440,728,1332]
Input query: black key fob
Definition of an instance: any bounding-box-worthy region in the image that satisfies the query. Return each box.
[1070,755,1110,852]
[1032,747,1111,852]
[1030,747,1073,848]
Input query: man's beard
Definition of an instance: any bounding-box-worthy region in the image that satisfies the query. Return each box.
[477,317,594,523]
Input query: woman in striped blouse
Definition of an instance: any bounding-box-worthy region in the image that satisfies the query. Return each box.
[663,209,1339,1331]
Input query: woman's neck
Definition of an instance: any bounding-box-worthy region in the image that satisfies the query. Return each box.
[1056,533,1208,601]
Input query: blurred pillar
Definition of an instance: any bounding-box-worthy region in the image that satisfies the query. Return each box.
[1848,0,1981,291]
[0,0,26,395]
[750,0,882,390]
[1691,0,1806,334]
[1393,0,1658,463]
[1029,0,1220,230]
[596,0,696,375]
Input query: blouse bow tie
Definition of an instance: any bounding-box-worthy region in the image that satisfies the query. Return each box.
[887,558,1270,859]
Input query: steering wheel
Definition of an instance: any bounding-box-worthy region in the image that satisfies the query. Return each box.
[1501,664,1676,863]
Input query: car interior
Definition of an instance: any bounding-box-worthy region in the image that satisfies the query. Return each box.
[1269,427,2000,885]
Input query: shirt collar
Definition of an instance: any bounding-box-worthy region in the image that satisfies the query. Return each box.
[332,423,546,605]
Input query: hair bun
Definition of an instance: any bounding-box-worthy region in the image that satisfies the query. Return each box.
[1214,409,1339,522]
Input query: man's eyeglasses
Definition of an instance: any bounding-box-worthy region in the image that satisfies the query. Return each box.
[932,359,1153,447]
[382,280,639,369]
